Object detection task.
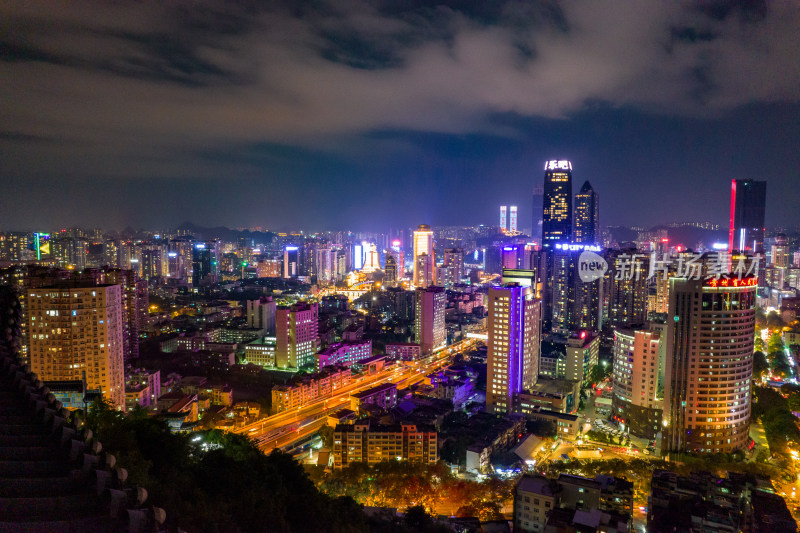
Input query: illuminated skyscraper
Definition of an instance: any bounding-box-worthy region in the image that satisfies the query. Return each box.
[384,255,398,286]
[486,284,541,414]
[606,249,648,328]
[361,243,380,273]
[573,181,599,245]
[771,233,790,269]
[192,242,218,286]
[612,322,666,440]
[443,248,464,285]
[663,276,756,453]
[276,301,319,370]
[500,206,508,232]
[509,206,518,233]
[27,284,126,409]
[414,286,446,355]
[413,224,434,287]
[542,160,573,247]
[728,179,766,253]
[283,246,299,278]
[548,246,602,334]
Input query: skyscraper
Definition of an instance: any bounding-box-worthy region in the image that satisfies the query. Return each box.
[728,179,766,253]
[283,246,300,278]
[612,322,666,440]
[192,242,217,286]
[413,224,434,287]
[276,301,319,370]
[606,249,648,328]
[663,276,756,453]
[573,181,599,245]
[443,248,464,286]
[414,286,446,355]
[509,205,518,233]
[27,284,126,409]
[542,160,573,247]
[500,206,508,232]
[548,246,602,334]
[486,284,541,414]
[384,255,398,286]
[532,184,544,242]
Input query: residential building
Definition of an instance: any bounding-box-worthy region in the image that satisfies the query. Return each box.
[276,301,319,370]
[486,283,541,414]
[612,322,666,440]
[350,382,398,413]
[332,420,437,468]
[414,286,446,355]
[317,340,372,369]
[27,284,125,409]
[539,332,599,385]
[385,342,421,361]
[247,296,276,335]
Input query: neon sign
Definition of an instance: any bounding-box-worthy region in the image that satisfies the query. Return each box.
[705,277,757,288]
[545,160,572,171]
[555,243,601,252]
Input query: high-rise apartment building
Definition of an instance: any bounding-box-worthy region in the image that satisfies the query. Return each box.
[247,296,277,335]
[96,268,147,361]
[728,179,766,253]
[443,248,465,286]
[771,233,790,269]
[27,284,126,409]
[542,160,573,247]
[539,332,599,385]
[414,286,446,355]
[415,254,434,289]
[486,284,541,414]
[573,181,599,245]
[611,322,666,440]
[413,224,434,287]
[276,301,319,370]
[663,276,756,453]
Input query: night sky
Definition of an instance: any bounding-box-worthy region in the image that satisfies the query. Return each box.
[2,1,799,232]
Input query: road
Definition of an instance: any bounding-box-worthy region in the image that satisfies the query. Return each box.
[234,337,481,452]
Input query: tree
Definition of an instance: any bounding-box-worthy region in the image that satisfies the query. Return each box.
[767,311,785,330]
[755,337,765,352]
[456,500,503,521]
[526,419,557,438]
[589,364,609,386]
[768,333,784,354]
[756,307,767,329]
[753,351,769,380]
[318,424,334,449]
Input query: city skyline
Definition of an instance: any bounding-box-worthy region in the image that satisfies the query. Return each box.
[2,1,800,230]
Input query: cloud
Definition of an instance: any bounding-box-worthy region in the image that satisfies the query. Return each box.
[1,0,799,182]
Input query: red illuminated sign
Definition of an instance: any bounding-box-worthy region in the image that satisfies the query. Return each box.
[705,277,757,288]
